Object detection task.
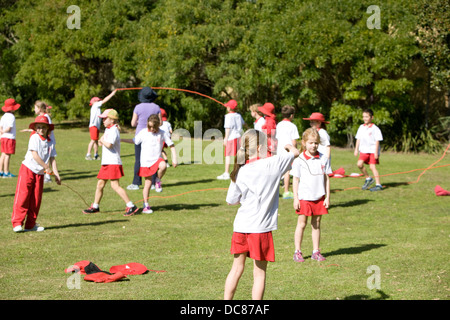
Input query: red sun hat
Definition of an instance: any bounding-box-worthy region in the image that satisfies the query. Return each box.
[89,97,101,106]
[224,99,237,110]
[2,98,21,112]
[160,108,167,121]
[28,115,54,132]
[303,112,330,124]
[258,102,275,117]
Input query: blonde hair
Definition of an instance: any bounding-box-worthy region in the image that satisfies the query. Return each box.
[230,129,267,182]
[249,103,264,117]
[34,100,48,112]
[299,127,320,153]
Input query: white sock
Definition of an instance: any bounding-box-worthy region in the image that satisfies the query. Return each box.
[92,203,99,209]
[126,202,134,208]
[144,202,149,207]
[313,249,319,254]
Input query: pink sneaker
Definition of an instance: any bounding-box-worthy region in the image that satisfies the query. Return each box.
[311,250,326,261]
[293,250,305,262]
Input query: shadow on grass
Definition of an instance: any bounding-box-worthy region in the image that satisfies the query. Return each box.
[382,181,410,189]
[162,178,216,188]
[59,170,98,181]
[344,290,390,300]
[46,219,129,230]
[153,202,220,212]
[311,243,387,260]
[331,199,374,208]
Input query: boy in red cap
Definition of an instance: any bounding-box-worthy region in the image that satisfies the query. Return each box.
[11,115,61,232]
[86,89,117,160]
[217,100,245,180]
[0,98,21,178]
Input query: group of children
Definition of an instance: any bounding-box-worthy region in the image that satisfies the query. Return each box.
[220,100,383,299]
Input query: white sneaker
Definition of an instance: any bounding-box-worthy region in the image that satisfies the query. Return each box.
[142,206,153,214]
[155,180,162,193]
[13,225,23,233]
[217,172,230,180]
[25,224,44,232]
[127,184,140,190]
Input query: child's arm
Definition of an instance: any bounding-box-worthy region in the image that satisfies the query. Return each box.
[374,140,380,159]
[169,145,178,168]
[31,151,51,173]
[293,176,300,211]
[223,128,230,146]
[1,126,11,134]
[49,157,61,185]
[120,138,134,144]
[325,145,331,158]
[291,139,297,149]
[354,139,360,157]
[284,144,300,158]
[323,173,330,208]
[101,89,117,104]
[99,135,112,149]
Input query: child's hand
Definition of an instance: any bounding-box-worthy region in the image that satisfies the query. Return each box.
[54,174,61,185]
[323,197,329,209]
[354,150,358,157]
[45,165,52,175]
[171,160,178,168]
[293,198,300,211]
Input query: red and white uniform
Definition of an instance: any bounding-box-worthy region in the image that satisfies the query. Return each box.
[317,128,330,156]
[11,133,56,229]
[97,124,123,180]
[355,123,383,154]
[0,112,16,154]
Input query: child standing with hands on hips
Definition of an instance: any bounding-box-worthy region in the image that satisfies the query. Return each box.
[224,129,299,300]
[292,128,331,262]
[83,109,139,216]
[354,108,383,191]
[11,115,61,232]
[122,114,178,214]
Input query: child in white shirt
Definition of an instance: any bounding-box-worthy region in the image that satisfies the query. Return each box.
[224,129,299,300]
[1,98,21,178]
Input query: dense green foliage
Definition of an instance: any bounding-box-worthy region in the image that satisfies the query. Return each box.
[0,0,449,151]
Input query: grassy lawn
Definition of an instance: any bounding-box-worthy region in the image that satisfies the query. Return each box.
[0,116,448,300]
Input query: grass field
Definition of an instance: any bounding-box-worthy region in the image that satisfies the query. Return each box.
[0,116,449,301]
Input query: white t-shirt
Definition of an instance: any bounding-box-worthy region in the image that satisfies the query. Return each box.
[254,117,266,132]
[134,129,174,167]
[291,151,332,201]
[355,123,383,154]
[89,101,103,129]
[224,112,245,141]
[22,133,57,175]
[101,125,122,165]
[226,152,295,233]
[275,120,299,155]
[317,128,330,155]
[0,112,16,139]
[160,121,172,137]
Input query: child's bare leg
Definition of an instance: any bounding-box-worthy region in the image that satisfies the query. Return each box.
[252,260,268,300]
[110,179,131,204]
[311,215,322,251]
[284,171,290,193]
[94,179,107,204]
[225,156,231,174]
[294,215,307,252]
[4,154,11,173]
[143,177,152,203]
[357,160,369,178]
[224,253,246,300]
[369,164,381,185]
[157,160,167,179]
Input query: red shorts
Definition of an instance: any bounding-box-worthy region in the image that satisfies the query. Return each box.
[1,138,16,154]
[359,152,379,165]
[224,138,239,157]
[97,165,124,180]
[139,158,164,177]
[230,231,275,262]
[89,126,100,141]
[296,196,328,216]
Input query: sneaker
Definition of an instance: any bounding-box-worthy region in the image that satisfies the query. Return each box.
[126,184,140,190]
[151,184,155,190]
[155,180,162,193]
[361,177,374,190]
[13,225,23,233]
[124,205,139,216]
[94,154,100,160]
[25,224,44,232]
[311,250,326,261]
[83,205,100,214]
[293,250,305,262]
[0,172,3,177]
[85,155,93,160]
[217,172,230,180]
[370,185,383,192]
[142,206,153,214]
[2,172,16,178]
[283,191,294,199]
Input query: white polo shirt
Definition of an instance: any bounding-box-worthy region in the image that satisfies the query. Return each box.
[0,112,16,139]
[101,125,122,165]
[224,112,245,141]
[275,119,299,155]
[355,123,383,154]
[317,128,330,155]
[22,133,57,175]
[226,152,295,233]
[134,129,174,167]
[254,117,266,132]
[291,151,331,201]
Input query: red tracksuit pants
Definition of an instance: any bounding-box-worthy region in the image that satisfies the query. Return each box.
[11,164,44,229]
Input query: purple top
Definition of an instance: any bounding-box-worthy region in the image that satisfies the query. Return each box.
[133,102,161,135]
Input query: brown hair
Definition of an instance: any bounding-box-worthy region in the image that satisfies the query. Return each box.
[230,129,267,183]
[299,127,320,153]
[34,100,48,112]
[281,105,295,118]
[147,114,161,130]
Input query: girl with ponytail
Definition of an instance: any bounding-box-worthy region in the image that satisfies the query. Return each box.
[224,129,299,300]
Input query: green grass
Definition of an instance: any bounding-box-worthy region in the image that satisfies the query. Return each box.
[0,116,449,300]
